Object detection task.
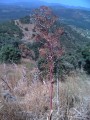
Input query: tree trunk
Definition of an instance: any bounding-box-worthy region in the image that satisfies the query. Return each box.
[56,72,60,114]
[49,61,53,120]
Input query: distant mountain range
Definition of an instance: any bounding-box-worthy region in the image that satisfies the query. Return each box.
[0,0,90,30]
[0,0,90,10]
[0,0,48,8]
[0,0,47,5]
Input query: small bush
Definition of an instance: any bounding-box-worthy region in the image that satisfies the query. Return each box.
[20,16,30,24]
[25,27,28,31]
[0,45,21,63]
[82,46,90,74]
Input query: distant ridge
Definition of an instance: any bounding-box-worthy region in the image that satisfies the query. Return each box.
[0,1,90,11]
[0,0,48,8]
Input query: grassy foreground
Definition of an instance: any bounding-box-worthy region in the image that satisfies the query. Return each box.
[0,60,90,120]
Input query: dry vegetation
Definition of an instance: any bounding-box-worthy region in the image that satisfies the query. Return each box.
[15,20,35,43]
[0,60,90,120]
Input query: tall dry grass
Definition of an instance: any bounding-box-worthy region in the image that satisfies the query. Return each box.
[0,63,90,120]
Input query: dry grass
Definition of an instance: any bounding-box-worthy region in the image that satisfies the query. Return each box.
[0,63,90,120]
[58,71,90,120]
[0,63,50,119]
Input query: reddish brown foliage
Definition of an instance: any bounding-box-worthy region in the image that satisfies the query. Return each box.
[19,44,32,58]
[32,6,64,58]
[32,6,64,118]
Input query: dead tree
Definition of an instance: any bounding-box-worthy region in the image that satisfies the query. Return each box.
[32,6,64,119]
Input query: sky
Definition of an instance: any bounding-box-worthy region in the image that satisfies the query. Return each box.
[0,0,90,8]
[41,0,90,8]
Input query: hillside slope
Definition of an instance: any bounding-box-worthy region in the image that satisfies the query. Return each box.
[0,64,90,120]
[52,6,90,30]
[13,17,90,52]
[0,7,90,120]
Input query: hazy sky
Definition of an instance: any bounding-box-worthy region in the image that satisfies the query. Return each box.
[41,0,90,8]
[0,0,90,8]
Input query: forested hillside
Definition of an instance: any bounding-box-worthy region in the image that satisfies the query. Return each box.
[0,5,90,120]
[0,7,90,71]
